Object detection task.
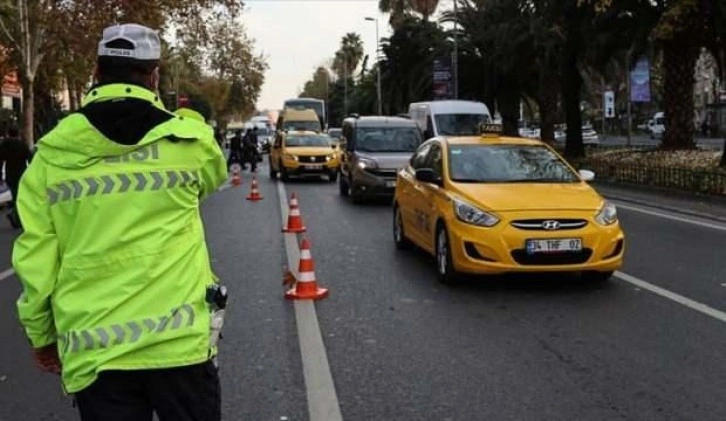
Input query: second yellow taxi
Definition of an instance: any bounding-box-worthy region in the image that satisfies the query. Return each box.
[269,130,340,182]
[392,124,624,284]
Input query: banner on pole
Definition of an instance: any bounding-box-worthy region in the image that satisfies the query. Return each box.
[630,56,651,103]
[433,56,453,100]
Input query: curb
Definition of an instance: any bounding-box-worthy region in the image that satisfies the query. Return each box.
[601,193,726,224]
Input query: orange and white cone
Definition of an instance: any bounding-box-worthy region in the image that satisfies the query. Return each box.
[231,167,242,186]
[246,176,263,201]
[282,193,306,233]
[285,238,328,300]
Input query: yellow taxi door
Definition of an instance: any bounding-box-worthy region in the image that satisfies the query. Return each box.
[397,143,432,248]
[415,143,445,252]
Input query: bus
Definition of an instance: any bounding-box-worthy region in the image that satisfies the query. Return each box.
[283,97,326,130]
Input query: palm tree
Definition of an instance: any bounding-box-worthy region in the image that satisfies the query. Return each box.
[333,33,364,81]
[379,0,411,28]
[410,0,439,21]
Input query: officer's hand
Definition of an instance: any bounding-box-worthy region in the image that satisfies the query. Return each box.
[32,343,62,375]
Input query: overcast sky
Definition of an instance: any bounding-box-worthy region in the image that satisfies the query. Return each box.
[241,0,394,110]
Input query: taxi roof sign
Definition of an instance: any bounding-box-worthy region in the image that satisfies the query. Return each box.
[479,122,503,137]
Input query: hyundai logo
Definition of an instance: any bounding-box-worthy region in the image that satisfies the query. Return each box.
[541,220,560,230]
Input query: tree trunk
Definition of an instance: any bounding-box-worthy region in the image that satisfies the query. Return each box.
[537,66,559,144]
[498,76,520,137]
[661,39,699,150]
[22,78,34,147]
[68,78,78,111]
[562,48,584,158]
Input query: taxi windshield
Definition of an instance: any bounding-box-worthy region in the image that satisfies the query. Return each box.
[355,127,421,152]
[284,121,321,131]
[285,134,331,147]
[435,114,490,136]
[448,144,578,183]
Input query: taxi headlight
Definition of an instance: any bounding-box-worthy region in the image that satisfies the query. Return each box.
[594,201,618,225]
[357,158,378,170]
[453,199,499,227]
[284,153,298,161]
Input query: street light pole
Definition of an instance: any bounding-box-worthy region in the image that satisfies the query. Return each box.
[626,50,632,147]
[365,17,382,115]
[453,0,459,99]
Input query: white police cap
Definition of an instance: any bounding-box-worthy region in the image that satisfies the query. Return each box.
[97,23,161,61]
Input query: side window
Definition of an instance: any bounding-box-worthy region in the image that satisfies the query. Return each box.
[425,144,443,175]
[424,115,434,139]
[410,143,432,169]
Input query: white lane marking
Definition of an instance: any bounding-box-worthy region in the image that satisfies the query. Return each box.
[615,271,726,324]
[277,181,343,421]
[613,201,726,233]
[0,268,15,281]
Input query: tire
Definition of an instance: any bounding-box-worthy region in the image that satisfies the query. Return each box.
[339,174,349,196]
[280,163,289,181]
[393,204,411,250]
[435,223,459,284]
[348,177,362,203]
[582,270,614,284]
[269,159,278,179]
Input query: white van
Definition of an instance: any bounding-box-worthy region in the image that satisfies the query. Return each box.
[408,100,492,139]
[648,112,665,139]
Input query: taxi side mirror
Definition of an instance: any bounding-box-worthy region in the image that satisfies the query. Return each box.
[578,169,595,181]
[415,168,443,186]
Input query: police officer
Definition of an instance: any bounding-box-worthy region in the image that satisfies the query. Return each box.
[0,125,32,229]
[227,129,244,170]
[13,23,226,421]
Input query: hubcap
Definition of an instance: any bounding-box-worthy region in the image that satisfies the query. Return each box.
[437,231,447,275]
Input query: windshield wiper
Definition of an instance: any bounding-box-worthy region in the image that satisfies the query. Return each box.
[502,178,575,183]
[451,178,485,183]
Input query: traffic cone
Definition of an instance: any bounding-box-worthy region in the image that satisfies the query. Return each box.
[282,193,306,233]
[246,176,263,201]
[285,238,328,300]
[231,168,242,187]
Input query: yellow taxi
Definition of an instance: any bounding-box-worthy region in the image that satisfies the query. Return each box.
[392,123,624,284]
[269,130,340,182]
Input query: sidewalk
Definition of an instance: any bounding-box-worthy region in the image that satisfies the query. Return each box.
[594,182,726,222]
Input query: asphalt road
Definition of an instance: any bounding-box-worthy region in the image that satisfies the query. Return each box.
[1,162,725,420]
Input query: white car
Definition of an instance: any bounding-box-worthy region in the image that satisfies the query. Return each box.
[554,124,600,146]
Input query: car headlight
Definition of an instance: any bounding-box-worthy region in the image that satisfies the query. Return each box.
[452,199,499,227]
[284,153,298,161]
[357,158,378,170]
[594,200,618,225]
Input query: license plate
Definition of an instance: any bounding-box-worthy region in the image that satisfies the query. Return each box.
[526,238,582,254]
[385,180,396,188]
[305,164,323,170]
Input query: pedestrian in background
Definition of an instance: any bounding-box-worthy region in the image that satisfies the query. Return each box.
[13,23,226,421]
[0,125,31,229]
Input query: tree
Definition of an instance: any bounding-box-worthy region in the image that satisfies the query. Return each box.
[0,0,56,146]
[300,66,331,100]
[332,33,365,81]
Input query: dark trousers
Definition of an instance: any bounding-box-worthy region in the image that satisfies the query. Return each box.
[75,361,221,421]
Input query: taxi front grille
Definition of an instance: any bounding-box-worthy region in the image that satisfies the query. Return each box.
[298,155,327,163]
[510,219,588,231]
[511,249,593,265]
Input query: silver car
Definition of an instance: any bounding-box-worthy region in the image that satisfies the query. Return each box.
[338,116,423,202]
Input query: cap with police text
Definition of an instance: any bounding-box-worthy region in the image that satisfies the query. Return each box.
[97,23,161,61]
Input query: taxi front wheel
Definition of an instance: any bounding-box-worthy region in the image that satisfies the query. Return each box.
[436,224,460,285]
